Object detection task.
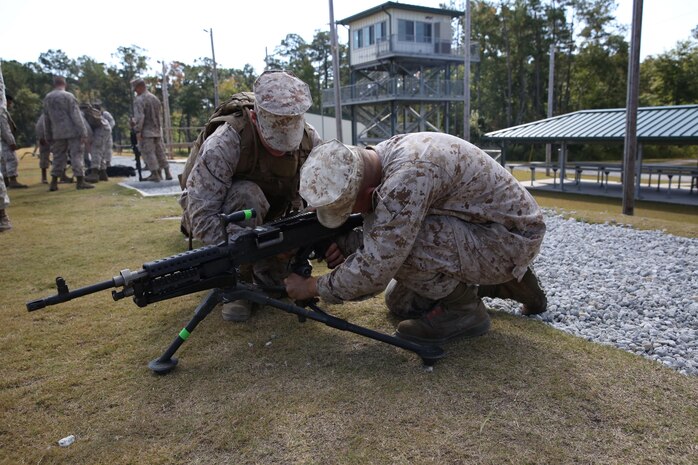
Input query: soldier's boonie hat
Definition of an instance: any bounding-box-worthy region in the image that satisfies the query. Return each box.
[300,139,364,228]
[253,70,311,152]
[130,78,145,89]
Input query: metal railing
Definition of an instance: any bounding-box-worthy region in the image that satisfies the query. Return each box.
[322,77,465,106]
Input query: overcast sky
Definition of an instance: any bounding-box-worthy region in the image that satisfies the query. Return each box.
[0,0,696,74]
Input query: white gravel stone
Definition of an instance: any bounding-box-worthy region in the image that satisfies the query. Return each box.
[485,210,698,376]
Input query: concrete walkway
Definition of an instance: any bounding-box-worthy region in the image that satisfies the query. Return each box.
[510,165,698,207]
[111,154,185,197]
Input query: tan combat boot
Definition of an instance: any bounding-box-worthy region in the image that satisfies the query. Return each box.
[222,264,255,322]
[396,283,491,344]
[0,209,11,232]
[84,169,100,183]
[49,176,59,192]
[7,176,28,188]
[477,266,547,315]
[221,300,254,322]
[76,176,95,189]
[144,171,162,182]
[164,167,173,181]
[98,169,109,181]
[41,168,48,184]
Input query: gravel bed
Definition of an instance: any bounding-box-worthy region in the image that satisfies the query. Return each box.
[485,210,698,376]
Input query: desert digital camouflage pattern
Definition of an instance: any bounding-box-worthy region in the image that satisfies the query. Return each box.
[133,89,163,138]
[180,119,322,245]
[313,132,546,305]
[253,70,312,152]
[0,106,18,177]
[90,116,112,170]
[0,166,7,209]
[42,89,87,141]
[35,115,51,170]
[43,88,88,177]
[133,89,169,172]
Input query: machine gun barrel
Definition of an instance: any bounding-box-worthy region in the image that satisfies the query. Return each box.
[27,276,119,312]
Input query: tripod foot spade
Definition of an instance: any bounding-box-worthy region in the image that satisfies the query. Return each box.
[148,357,178,375]
[419,345,446,367]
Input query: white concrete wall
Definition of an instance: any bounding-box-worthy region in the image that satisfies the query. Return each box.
[305,113,363,145]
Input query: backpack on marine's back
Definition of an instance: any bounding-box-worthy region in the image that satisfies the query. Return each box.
[80,103,104,130]
[179,92,256,189]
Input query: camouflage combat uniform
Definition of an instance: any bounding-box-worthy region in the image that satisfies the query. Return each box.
[90,115,112,171]
[0,105,19,177]
[180,116,322,245]
[315,132,546,311]
[101,110,115,167]
[42,87,88,177]
[133,90,169,173]
[0,122,10,230]
[0,166,8,210]
[35,114,51,171]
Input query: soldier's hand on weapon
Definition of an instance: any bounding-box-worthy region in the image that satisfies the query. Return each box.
[284,273,318,301]
[324,242,346,269]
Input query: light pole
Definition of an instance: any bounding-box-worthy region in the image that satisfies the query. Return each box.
[463,0,471,142]
[204,28,220,109]
[329,0,343,142]
[158,60,174,159]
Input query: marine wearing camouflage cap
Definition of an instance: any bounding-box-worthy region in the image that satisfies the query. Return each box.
[253,70,312,153]
[300,139,365,228]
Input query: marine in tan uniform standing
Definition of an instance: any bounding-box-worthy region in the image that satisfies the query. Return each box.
[35,114,52,184]
[42,76,93,191]
[0,122,11,231]
[0,95,28,188]
[285,133,548,344]
[130,78,171,182]
[180,70,322,322]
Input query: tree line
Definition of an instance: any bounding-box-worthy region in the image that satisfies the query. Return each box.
[2,0,696,161]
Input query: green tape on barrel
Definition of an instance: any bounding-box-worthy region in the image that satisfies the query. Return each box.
[244,209,253,220]
[179,328,191,341]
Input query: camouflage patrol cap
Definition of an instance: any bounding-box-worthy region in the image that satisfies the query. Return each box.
[130,78,145,90]
[253,70,311,153]
[300,139,365,228]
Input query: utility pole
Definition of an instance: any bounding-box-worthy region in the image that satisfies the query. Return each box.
[160,61,174,159]
[205,28,220,109]
[463,0,471,141]
[545,43,555,175]
[622,0,643,216]
[329,0,343,142]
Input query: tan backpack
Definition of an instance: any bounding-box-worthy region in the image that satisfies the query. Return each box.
[179,92,256,189]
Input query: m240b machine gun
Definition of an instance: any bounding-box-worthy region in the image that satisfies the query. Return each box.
[27,210,444,374]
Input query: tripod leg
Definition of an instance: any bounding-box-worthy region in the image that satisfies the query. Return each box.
[148,289,223,374]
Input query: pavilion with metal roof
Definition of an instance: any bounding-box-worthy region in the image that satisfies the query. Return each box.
[483,105,698,144]
[481,105,698,204]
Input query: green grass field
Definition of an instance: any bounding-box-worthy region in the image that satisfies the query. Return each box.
[1,153,696,464]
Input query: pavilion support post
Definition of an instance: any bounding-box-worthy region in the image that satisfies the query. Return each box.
[636,143,643,199]
[559,143,567,192]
